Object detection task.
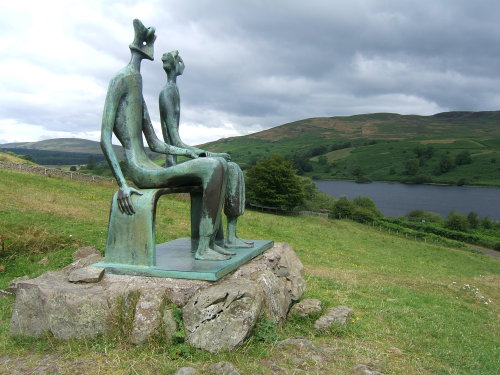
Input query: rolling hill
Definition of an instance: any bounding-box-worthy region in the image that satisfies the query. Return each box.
[0,138,160,166]
[201,111,500,186]
[2,111,499,185]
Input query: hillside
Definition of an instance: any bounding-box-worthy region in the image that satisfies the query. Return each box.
[202,111,500,186]
[0,151,37,165]
[0,168,498,374]
[0,138,160,166]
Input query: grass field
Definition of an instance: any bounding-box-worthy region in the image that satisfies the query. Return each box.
[0,169,499,374]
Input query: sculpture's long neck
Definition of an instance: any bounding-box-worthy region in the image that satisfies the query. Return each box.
[129,53,143,71]
[166,71,177,84]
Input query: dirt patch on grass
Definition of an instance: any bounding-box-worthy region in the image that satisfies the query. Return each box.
[419,139,458,144]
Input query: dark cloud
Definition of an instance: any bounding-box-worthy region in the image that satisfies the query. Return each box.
[0,0,499,143]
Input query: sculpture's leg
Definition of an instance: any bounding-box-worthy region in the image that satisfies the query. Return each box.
[194,158,233,260]
[190,192,202,240]
[224,162,254,248]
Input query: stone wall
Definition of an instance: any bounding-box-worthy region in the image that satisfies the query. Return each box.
[0,161,115,184]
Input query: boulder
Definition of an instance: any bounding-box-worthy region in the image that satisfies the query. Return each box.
[162,308,177,342]
[183,279,264,352]
[10,271,109,339]
[208,361,240,375]
[254,270,290,323]
[228,242,305,302]
[314,306,353,330]
[351,364,383,375]
[63,253,103,274]
[68,266,104,283]
[72,246,101,261]
[289,299,322,317]
[130,290,165,345]
[10,242,305,350]
[173,368,199,375]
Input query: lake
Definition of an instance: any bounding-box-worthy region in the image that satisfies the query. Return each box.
[314,180,500,220]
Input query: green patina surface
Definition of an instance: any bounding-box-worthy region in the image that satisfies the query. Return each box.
[95,238,273,281]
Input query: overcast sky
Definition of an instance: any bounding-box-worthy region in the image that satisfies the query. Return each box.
[1,0,499,145]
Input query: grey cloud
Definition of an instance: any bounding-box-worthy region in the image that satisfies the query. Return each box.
[0,0,499,143]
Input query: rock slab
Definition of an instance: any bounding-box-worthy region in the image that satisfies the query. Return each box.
[314,305,353,329]
[290,299,322,317]
[10,242,305,350]
[183,279,263,352]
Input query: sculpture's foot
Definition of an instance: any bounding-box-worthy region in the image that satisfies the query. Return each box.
[213,243,236,256]
[224,236,254,249]
[195,247,231,261]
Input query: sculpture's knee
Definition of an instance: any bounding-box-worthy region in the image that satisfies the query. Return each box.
[202,158,226,187]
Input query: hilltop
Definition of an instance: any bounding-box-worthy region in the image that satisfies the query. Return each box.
[0,168,498,374]
[202,111,500,186]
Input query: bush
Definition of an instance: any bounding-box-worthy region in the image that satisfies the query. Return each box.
[445,212,470,232]
[455,151,472,165]
[353,196,382,217]
[351,206,377,223]
[480,217,493,229]
[467,212,479,229]
[407,210,443,223]
[246,155,306,210]
[332,196,355,219]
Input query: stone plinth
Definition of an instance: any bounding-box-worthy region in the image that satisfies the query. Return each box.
[10,242,305,352]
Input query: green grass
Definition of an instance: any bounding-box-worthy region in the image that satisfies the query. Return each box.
[0,168,499,374]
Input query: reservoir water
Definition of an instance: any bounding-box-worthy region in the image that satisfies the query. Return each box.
[314,180,500,221]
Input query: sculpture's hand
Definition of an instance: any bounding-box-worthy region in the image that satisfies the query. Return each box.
[186,150,200,159]
[203,151,231,161]
[117,186,143,215]
[216,152,231,161]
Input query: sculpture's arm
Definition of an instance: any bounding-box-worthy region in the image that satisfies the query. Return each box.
[142,99,199,159]
[159,90,231,161]
[100,79,142,215]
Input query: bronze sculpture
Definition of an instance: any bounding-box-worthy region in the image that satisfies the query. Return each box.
[100,19,230,261]
[159,50,253,249]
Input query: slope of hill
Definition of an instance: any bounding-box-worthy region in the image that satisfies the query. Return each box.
[0,151,37,165]
[0,138,106,154]
[202,111,500,186]
[0,168,498,374]
[0,138,160,166]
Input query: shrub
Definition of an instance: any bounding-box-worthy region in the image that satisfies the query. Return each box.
[332,196,355,219]
[246,155,306,210]
[353,196,382,217]
[480,217,493,229]
[351,206,377,223]
[455,151,472,165]
[407,210,443,223]
[445,211,470,232]
[467,212,479,229]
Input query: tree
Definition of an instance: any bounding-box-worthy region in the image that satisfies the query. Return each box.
[404,158,420,175]
[455,151,472,165]
[246,155,306,210]
[445,211,469,232]
[332,196,355,218]
[467,212,479,229]
[353,196,382,217]
[86,155,95,170]
[437,155,455,174]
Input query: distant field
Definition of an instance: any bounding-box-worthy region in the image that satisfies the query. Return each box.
[0,169,498,374]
